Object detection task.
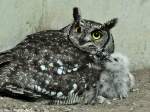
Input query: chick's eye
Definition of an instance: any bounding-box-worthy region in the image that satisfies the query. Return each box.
[114,58,118,62]
[91,31,102,40]
[75,26,81,33]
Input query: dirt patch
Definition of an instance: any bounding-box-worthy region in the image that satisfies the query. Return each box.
[0,69,150,112]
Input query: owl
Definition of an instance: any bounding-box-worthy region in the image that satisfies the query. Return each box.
[0,7,117,104]
[97,53,135,100]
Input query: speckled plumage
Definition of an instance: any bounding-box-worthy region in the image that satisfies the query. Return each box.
[0,29,99,103]
[0,7,117,104]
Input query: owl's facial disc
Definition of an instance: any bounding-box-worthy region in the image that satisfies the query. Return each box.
[69,24,107,54]
[70,7,115,55]
[70,25,103,54]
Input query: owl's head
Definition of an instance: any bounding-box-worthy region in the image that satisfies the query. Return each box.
[64,7,118,55]
[104,53,129,72]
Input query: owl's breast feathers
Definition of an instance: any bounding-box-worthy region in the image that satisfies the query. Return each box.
[0,30,100,104]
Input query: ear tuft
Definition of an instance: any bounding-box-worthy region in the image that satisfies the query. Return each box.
[73,7,81,21]
[102,18,118,30]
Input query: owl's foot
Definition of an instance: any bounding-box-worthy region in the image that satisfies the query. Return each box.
[115,82,129,100]
[117,88,128,100]
[118,92,128,100]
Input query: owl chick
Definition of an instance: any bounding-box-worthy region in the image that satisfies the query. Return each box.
[97,53,135,100]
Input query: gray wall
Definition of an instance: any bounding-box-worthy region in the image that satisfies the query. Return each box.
[0,0,150,70]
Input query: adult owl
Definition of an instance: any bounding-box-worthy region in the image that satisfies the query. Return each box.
[0,7,117,104]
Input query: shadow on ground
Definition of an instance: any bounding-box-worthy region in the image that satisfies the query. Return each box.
[0,69,150,112]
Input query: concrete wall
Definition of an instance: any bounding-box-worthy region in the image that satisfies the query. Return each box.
[0,0,150,70]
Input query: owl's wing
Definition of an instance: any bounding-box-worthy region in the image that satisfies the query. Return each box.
[0,30,98,104]
[0,50,43,100]
[0,83,41,100]
[0,31,50,99]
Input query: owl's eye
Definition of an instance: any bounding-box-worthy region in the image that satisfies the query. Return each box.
[91,31,102,40]
[75,26,81,33]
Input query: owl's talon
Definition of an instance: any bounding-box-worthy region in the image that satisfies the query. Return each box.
[119,92,128,100]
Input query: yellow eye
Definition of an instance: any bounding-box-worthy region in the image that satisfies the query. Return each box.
[91,31,102,40]
[75,26,81,33]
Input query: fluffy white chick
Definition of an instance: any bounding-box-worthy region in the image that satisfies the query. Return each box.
[98,53,135,100]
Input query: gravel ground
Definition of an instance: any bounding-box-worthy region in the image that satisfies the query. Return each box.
[0,69,150,112]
